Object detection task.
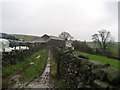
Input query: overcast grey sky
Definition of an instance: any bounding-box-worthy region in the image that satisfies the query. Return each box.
[0,0,119,41]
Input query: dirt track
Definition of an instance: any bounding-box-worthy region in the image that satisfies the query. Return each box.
[26,51,54,88]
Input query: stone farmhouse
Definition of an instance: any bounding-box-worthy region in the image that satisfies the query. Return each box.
[32,34,66,49]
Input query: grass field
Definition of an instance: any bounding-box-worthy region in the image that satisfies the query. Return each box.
[75,51,120,69]
[87,42,119,56]
[13,34,40,41]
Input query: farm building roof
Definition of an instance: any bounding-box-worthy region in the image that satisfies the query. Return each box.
[50,36,65,41]
[32,34,65,43]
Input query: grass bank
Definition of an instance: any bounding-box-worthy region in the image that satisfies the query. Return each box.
[21,50,48,82]
[75,51,120,69]
[2,50,47,77]
[50,52,57,78]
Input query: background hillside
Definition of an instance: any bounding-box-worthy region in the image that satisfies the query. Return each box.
[12,34,40,41]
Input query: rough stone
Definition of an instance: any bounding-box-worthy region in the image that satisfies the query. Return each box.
[78,54,89,59]
[87,61,93,67]
[80,59,88,66]
[101,67,120,84]
[93,79,110,88]
[30,62,34,65]
[78,82,84,88]
[36,55,41,59]
[92,68,106,79]
[88,74,96,84]
[81,65,90,71]
[90,60,104,69]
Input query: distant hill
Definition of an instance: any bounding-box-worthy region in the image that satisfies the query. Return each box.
[12,34,40,41]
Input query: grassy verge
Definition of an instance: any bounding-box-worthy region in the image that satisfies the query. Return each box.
[50,52,57,78]
[2,50,46,77]
[21,50,48,82]
[75,51,120,69]
[50,51,62,88]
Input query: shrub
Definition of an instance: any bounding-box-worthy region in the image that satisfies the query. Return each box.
[72,40,93,53]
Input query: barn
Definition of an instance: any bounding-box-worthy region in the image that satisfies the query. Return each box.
[32,34,66,49]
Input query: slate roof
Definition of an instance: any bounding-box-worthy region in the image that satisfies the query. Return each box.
[50,36,65,41]
[32,38,50,43]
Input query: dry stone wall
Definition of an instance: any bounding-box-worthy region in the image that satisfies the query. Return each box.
[54,48,120,88]
[2,45,41,67]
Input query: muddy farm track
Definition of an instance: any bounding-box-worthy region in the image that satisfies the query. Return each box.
[2,51,54,88]
[2,60,35,88]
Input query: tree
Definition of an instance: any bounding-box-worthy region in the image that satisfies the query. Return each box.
[72,40,93,53]
[59,31,73,41]
[92,29,112,54]
[59,31,74,49]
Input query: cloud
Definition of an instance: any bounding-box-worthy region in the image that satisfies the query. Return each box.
[1,0,118,41]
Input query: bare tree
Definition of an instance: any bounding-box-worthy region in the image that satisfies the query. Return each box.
[92,29,112,53]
